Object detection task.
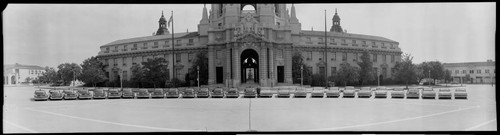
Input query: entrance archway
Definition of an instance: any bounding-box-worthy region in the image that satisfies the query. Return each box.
[241,49,259,83]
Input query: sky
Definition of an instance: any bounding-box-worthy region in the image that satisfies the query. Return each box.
[3,3,496,68]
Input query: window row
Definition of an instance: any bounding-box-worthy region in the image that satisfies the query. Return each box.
[456,69,496,74]
[304,37,396,48]
[104,39,195,53]
[104,53,196,67]
[304,52,396,63]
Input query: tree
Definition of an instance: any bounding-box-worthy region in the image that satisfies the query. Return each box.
[78,56,108,87]
[141,57,169,88]
[443,69,452,84]
[334,63,359,86]
[418,61,445,85]
[392,53,417,88]
[38,66,59,84]
[186,52,209,87]
[57,63,82,86]
[130,64,144,87]
[25,77,33,83]
[292,51,312,85]
[357,50,374,86]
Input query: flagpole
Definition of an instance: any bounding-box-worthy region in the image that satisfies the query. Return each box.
[324,9,328,88]
[171,11,175,83]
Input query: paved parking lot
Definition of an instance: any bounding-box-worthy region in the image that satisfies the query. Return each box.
[3,85,496,133]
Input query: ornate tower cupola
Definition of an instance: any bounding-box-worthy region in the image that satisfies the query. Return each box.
[156,11,170,35]
[330,8,343,33]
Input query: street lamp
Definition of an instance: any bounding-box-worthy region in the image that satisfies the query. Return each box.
[377,69,380,86]
[300,65,303,86]
[120,69,123,89]
[197,66,200,88]
[428,70,431,87]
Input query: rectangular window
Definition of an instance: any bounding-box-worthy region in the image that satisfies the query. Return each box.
[113,59,118,66]
[455,70,459,74]
[133,44,137,48]
[373,54,377,62]
[342,39,346,43]
[477,69,481,74]
[352,40,356,44]
[462,70,466,74]
[176,40,181,46]
[154,42,158,45]
[142,43,148,49]
[363,41,366,44]
[188,53,194,62]
[383,55,387,63]
[330,38,335,42]
[306,51,312,60]
[331,67,337,76]
[331,52,336,61]
[123,71,128,80]
[470,70,474,74]
[165,69,170,80]
[176,69,181,79]
[106,47,109,51]
[176,53,181,63]
[342,52,347,61]
[308,67,313,74]
[122,58,126,66]
[391,55,395,63]
[353,53,358,62]
[188,39,194,45]
[319,67,325,75]
[486,69,490,73]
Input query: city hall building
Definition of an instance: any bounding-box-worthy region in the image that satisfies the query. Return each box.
[96,4,402,87]
[443,60,496,84]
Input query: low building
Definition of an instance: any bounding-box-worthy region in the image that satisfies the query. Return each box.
[4,63,45,85]
[443,60,495,84]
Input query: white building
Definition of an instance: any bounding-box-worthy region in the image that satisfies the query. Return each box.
[4,63,45,85]
[443,60,495,84]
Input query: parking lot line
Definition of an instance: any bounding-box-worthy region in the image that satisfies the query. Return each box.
[301,105,479,131]
[3,120,38,133]
[465,119,497,131]
[23,107,202,132]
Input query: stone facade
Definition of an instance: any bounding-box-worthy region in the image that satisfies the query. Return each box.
[96,4,402,87]
[443,60,496,84]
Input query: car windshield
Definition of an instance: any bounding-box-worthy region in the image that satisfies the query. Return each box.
[456,89,466,92]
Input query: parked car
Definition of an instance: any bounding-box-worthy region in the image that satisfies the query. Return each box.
[391,87,405,98]
[63,89,78,100]
[454,88,468,99]
[344,86,354,92]
[277,87,291,98]
[311,87,325,98]
[343,87,356,98]
[438,88,452,99]
[226,88,240,98]
[196,88,210,98]
[93,89,107,99]
[49,90,64,100]
[211,88,224,98]
[294,87,307,98]
[151,88,165,98]
[421,87,436,99]
[406,88,420,99]
[122,88,135,98]
[326,87,340,98]
[258,87,273,98]
[244,87,257,98]
[137,88,151,98]
[183,88,196,98]
[77,89,92,100]
[34,89,49,101]
[374,87,388,98]
[358,87,372,98]
[107,89,122,99]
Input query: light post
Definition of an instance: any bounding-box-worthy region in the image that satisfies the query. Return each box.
[197,66,200,88]
[120,69,123,89]
[428,70,431,87]
[73,70,76,87]
[300,65,303,86]
[377,69,380,86]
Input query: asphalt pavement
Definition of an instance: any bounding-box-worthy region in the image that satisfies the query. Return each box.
[3,85,496,133]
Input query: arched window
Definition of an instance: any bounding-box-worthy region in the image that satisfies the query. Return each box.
[275,4,280,17]
[242,4,255,10]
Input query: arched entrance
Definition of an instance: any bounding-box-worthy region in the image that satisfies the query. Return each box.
[241,49,259,83]
[11,76,16,85]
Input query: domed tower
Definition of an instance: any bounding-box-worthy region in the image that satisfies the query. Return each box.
[156,11,170,35]
[330,9,343,33]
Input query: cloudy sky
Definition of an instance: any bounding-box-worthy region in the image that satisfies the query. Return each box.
[3,3,496,68]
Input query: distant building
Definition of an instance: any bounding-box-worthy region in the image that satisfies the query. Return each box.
[96,4,402,87]
[443,60,495,84]
[4,63,45,85]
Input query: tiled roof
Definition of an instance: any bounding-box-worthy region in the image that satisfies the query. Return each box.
[102,32,199,47]
[443,61,496,67]
[300,30,398,43]
[4,63,45,70]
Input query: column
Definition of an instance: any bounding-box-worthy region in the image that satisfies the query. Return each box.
[225,44,232,87]
[284,46,293,84]
[208,46,216,85]
[268,44,275,86]
[259,43,268,86]
[232,44,241,87]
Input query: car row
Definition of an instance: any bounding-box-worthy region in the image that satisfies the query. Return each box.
[33,86,468,101]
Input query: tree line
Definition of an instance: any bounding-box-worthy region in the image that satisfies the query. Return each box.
[291,50,453,88]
